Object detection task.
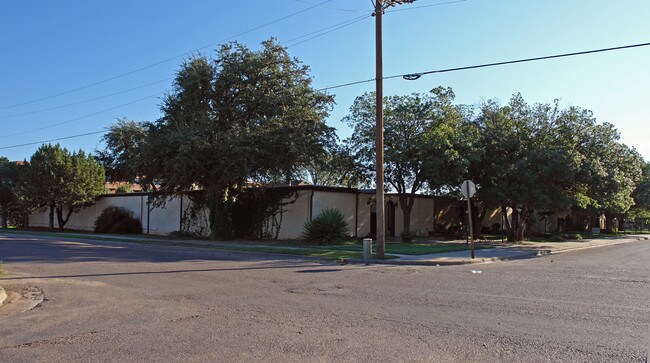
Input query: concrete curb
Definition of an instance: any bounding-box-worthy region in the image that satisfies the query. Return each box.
[0,285,6,306]
[343,236,648,266]
[543,236,648,255]
[343,250,550,266]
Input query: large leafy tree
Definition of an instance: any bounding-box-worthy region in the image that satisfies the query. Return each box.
[0,157,20,228]
[567,113,644,230]
[345,87,474,240]
[146,39,335,238]
[472,95,582,241]
[301,143,369,188]
[27,144,105,230]
[473,95,644,240]
[96,118,156,191]
[628,161,650,221]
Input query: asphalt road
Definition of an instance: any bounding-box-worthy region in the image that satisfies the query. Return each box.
[0,233,648,362]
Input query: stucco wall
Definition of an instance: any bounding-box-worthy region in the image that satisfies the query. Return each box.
[384,197,434,238]
[312,190,357,238]
[29,194,184,236]
[274,190,310,240]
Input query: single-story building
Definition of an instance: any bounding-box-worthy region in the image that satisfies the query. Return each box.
[27,185,503,239]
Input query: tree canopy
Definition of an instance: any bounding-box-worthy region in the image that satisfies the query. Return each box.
[472,95,644,240]
[143,39,335,238]
[345,87,474,240]
[96,118,155,191]
[27,144,105,230]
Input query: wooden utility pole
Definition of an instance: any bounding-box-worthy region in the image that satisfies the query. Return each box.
[375,0,386,259]
[373,0,415,260]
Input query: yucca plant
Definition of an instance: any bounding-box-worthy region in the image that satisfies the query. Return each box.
[302,208,349,245]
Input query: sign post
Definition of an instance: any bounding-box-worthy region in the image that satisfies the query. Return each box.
[460,180,477,259]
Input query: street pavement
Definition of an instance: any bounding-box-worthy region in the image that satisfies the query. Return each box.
[0,232,648,362]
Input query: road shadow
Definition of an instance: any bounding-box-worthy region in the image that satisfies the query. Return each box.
[0,234,329,265]
[0,264,323,281]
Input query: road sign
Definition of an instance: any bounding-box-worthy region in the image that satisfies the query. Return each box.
[460,180,476,199]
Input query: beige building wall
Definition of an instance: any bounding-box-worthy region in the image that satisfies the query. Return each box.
[29,194,148,232]
[146,196,183,235]
[28,194,184,236]
[312,190,357,238]
[274,190,310,240]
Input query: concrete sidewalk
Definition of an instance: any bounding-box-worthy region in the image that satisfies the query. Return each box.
[352,235,649,266]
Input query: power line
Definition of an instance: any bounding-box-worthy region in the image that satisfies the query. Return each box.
[319,41,650,90]
[0,78,171,119]
[0,130,107,150]
[0,0,334,111]
[0,93,162,140]
[386,0,467,13]
[285,14,371,48]
[394,42,650,80]
[5,41,646,151]
[0,0,463,118]
[289,0,361,12]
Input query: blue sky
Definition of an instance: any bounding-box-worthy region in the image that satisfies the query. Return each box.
[1,0,649,162]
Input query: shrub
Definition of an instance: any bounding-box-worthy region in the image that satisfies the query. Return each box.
[94,206,142,234]
[115,184,132,193]
[302,208,349,245]
[564,233,583,240]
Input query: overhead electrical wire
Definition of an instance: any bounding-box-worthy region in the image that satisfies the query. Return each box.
[0,78,171,119]
[386,0,467,13]
[319,41,650,90]
[3,41,648,151]
[0,0,335,111]
[285,14,371,48]
[0,4,364,120]
[0,130,108,150]
[0,92,163,140]
[0,0,464,121]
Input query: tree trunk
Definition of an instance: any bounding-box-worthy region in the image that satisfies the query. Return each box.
[0,202,7,228]
[604,212,613,233]
[507,208,517,242]
[398,194,415,243]
[48,202,55,230]
[515,206,529,242]
[55,206,75,231]
[472,202,486,237]
[56,206,64,231]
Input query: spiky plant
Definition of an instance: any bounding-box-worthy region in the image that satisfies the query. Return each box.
[302,208,349,245]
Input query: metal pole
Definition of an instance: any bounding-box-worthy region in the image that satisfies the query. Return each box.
[375,0,386,260]
[363,238,373,261]
[466,183,475,259]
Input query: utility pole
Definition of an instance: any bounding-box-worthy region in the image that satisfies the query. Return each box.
[373,0,415,260]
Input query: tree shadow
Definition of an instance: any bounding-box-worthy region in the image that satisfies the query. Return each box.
[0,234,326,265]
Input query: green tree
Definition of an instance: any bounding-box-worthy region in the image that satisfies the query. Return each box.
[302,143,369,188]
[559,107,643,231]
[626,161,650,226]
[96,119,156,191]
[0,157,20,228]
[28,144,106,230]
[146,39,335,239]
[472,95,582,241]
[345,87,473,241]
